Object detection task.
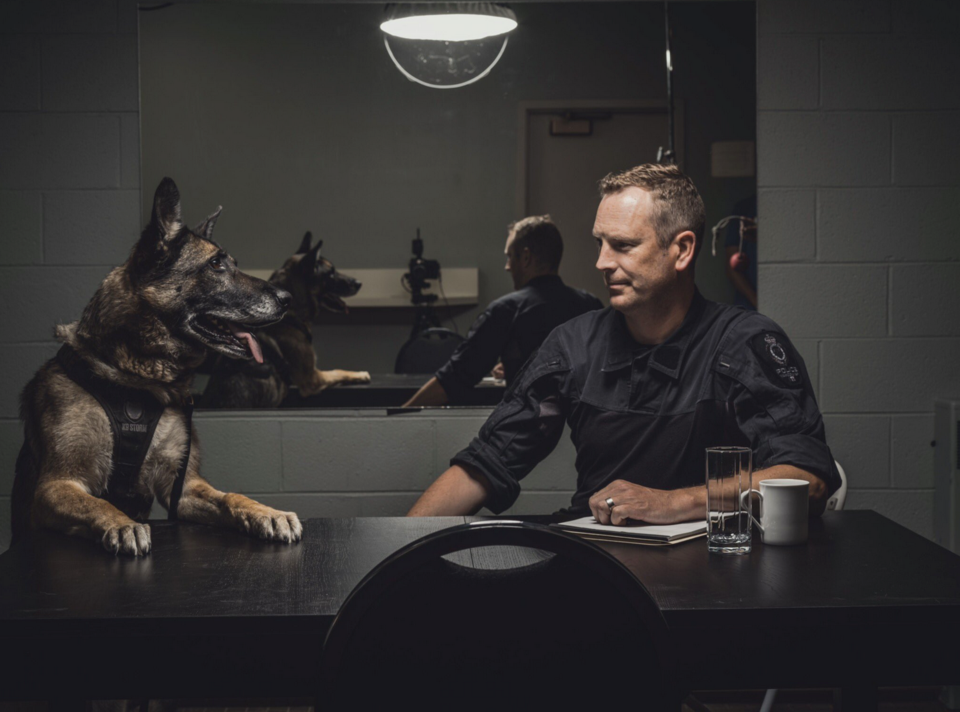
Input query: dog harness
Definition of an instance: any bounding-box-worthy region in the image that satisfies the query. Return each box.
[53,345,193,520]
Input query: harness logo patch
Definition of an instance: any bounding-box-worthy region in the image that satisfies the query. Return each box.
[750,332,803,388]
[121,423,148,433]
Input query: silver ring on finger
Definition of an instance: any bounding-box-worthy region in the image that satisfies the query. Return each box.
[605,497,616,510]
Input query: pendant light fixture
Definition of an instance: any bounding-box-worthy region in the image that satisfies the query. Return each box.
[381,3,518,89]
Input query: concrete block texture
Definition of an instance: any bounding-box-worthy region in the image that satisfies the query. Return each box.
[0,343,60,419]
[822,37,960,110]
[282,418,437,492]
[194,418,282,494]
[894,113,960,185]
[822,415,890,488]
[0,266,111,343]
[0,192,42,265]
[43,191,141,265]
[42,35,139,112]
[891,415,935,488]
[120,114,141,190]
[757,189,816,262]
[891,265,960,337]
[818,187,960,262]
[758,264,887,338]
[844,489,934,540]
[0,36,40,111]
[759,0,891,34]
[820,339,960,413]
[0,114,119,190]
[892,0,960,34]
[0,420,24,497]
[757,112,890,187]
[0,0,118,34]
[758,35,818,110]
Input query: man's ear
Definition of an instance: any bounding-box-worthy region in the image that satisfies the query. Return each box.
[296,231,313,255]
[148,177,183,241]
[193,206,222,241]
[674,230,697,273]
[520,246,535,269]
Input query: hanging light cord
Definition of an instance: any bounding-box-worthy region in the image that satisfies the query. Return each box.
[658,0,676,165]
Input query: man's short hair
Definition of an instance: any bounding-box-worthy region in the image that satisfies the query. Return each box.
[598,164,706,259]
[508,214,563,272]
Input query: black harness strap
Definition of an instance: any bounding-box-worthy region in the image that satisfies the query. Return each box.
[56,345,192,519]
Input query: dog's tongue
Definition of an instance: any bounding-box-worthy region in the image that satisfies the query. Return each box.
[227,323,263,364]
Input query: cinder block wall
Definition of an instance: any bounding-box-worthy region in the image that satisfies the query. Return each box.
[757,0,960,539]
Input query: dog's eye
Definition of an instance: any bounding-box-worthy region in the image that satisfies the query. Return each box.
[209,256,225,271]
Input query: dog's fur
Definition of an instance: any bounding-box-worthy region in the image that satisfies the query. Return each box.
[11,178,302,556]
[199,232,371,409]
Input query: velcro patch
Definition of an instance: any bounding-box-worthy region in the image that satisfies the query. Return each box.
[750,332,804,388]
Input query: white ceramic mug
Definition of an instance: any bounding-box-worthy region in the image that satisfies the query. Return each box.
[739,478,809,546]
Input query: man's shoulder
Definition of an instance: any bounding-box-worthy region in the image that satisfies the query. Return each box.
[711,304,793,345]
[549,305,614,346]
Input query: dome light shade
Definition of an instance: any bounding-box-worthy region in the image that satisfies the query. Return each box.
[381,3,517,42]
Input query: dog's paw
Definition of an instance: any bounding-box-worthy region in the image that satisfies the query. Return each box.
[102,522,151,556]
[352,371,371,383]
[239,508,302,544]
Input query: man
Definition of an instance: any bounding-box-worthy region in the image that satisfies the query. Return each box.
[402,215,602,407]
[408,164,840,523]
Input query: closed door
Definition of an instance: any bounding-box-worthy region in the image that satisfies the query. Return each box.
[525,110,668,303]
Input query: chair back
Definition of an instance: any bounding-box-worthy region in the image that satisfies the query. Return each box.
[395,327,465,374]
[826,460,848,511]
[320,521,680,710]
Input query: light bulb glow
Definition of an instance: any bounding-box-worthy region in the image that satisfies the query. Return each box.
[380,14,517,42]
[383,35,509,89]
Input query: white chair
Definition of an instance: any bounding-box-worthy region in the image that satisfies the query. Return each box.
[759,460,847,712]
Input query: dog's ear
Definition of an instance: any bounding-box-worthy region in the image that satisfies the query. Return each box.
[149,177,183,241]
[296,231,313,254]
[193,206,222,241]
[300,239,323,274]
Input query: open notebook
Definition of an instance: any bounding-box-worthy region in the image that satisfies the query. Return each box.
[553,516,707,546]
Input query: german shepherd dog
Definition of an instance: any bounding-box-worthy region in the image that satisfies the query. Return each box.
[11,178,302,555]
[200,232,371,409]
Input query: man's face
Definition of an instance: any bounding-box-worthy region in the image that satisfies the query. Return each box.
[593,187,676,313]
[504,229,525,289]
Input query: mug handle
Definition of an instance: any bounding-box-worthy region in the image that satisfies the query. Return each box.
[740,489,764,536]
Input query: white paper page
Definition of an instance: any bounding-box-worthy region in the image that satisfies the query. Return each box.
[557,516,706,540]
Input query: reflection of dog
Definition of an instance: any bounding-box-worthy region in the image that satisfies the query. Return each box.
[11,178,302,556]
[200,232,371,408]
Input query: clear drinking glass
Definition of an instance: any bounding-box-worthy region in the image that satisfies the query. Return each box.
[706,446,753,554]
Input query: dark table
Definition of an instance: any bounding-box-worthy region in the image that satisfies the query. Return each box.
[277,373,505,408]
[1,512,959,708]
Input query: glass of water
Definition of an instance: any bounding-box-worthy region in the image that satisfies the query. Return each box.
[706,446,753,554]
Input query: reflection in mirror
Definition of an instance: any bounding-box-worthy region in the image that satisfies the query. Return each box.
[140,1,755,409]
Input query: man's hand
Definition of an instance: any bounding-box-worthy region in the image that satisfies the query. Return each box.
[490,362,505,380]
[588,480,695,526]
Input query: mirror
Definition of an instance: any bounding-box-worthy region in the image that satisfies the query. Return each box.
[139,1,756,409]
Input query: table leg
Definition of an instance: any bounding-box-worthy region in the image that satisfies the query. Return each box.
[833,685,878,711]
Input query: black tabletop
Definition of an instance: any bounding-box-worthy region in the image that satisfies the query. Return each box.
[2,512,959,697]
[275,373,505,408]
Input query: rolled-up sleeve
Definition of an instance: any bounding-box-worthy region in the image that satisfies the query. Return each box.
[435,302,513,403]
[717,322,841,497]
[450,334,572,513]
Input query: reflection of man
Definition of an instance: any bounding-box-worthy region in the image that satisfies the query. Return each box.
[402,216,602,408]
[408,165,840,522]
[725,195,758,310]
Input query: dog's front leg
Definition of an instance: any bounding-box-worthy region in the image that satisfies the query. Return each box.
[174,475,303,543]
[32,479,152,556]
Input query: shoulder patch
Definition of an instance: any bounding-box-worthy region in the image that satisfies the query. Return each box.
[749,332,804,388]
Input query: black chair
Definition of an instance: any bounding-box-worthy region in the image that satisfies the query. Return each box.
[394,327,465,374]
[319,521,682,710]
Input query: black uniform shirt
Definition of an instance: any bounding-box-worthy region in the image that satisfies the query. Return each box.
[435,274,602,403]
[451,290,841,514]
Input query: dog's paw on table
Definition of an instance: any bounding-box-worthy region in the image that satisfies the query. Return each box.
[237,509,303,543]
[102,522,152,556]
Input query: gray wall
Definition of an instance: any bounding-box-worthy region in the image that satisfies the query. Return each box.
[138,2,756,373]
[757,0,960,540]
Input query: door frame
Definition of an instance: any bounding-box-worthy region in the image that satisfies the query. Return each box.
[515,99,685,217]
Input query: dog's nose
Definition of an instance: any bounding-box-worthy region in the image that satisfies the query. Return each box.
[275,289,292,310]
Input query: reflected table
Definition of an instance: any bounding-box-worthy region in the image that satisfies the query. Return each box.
[277,373,505,408]
[1,512,958,708]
